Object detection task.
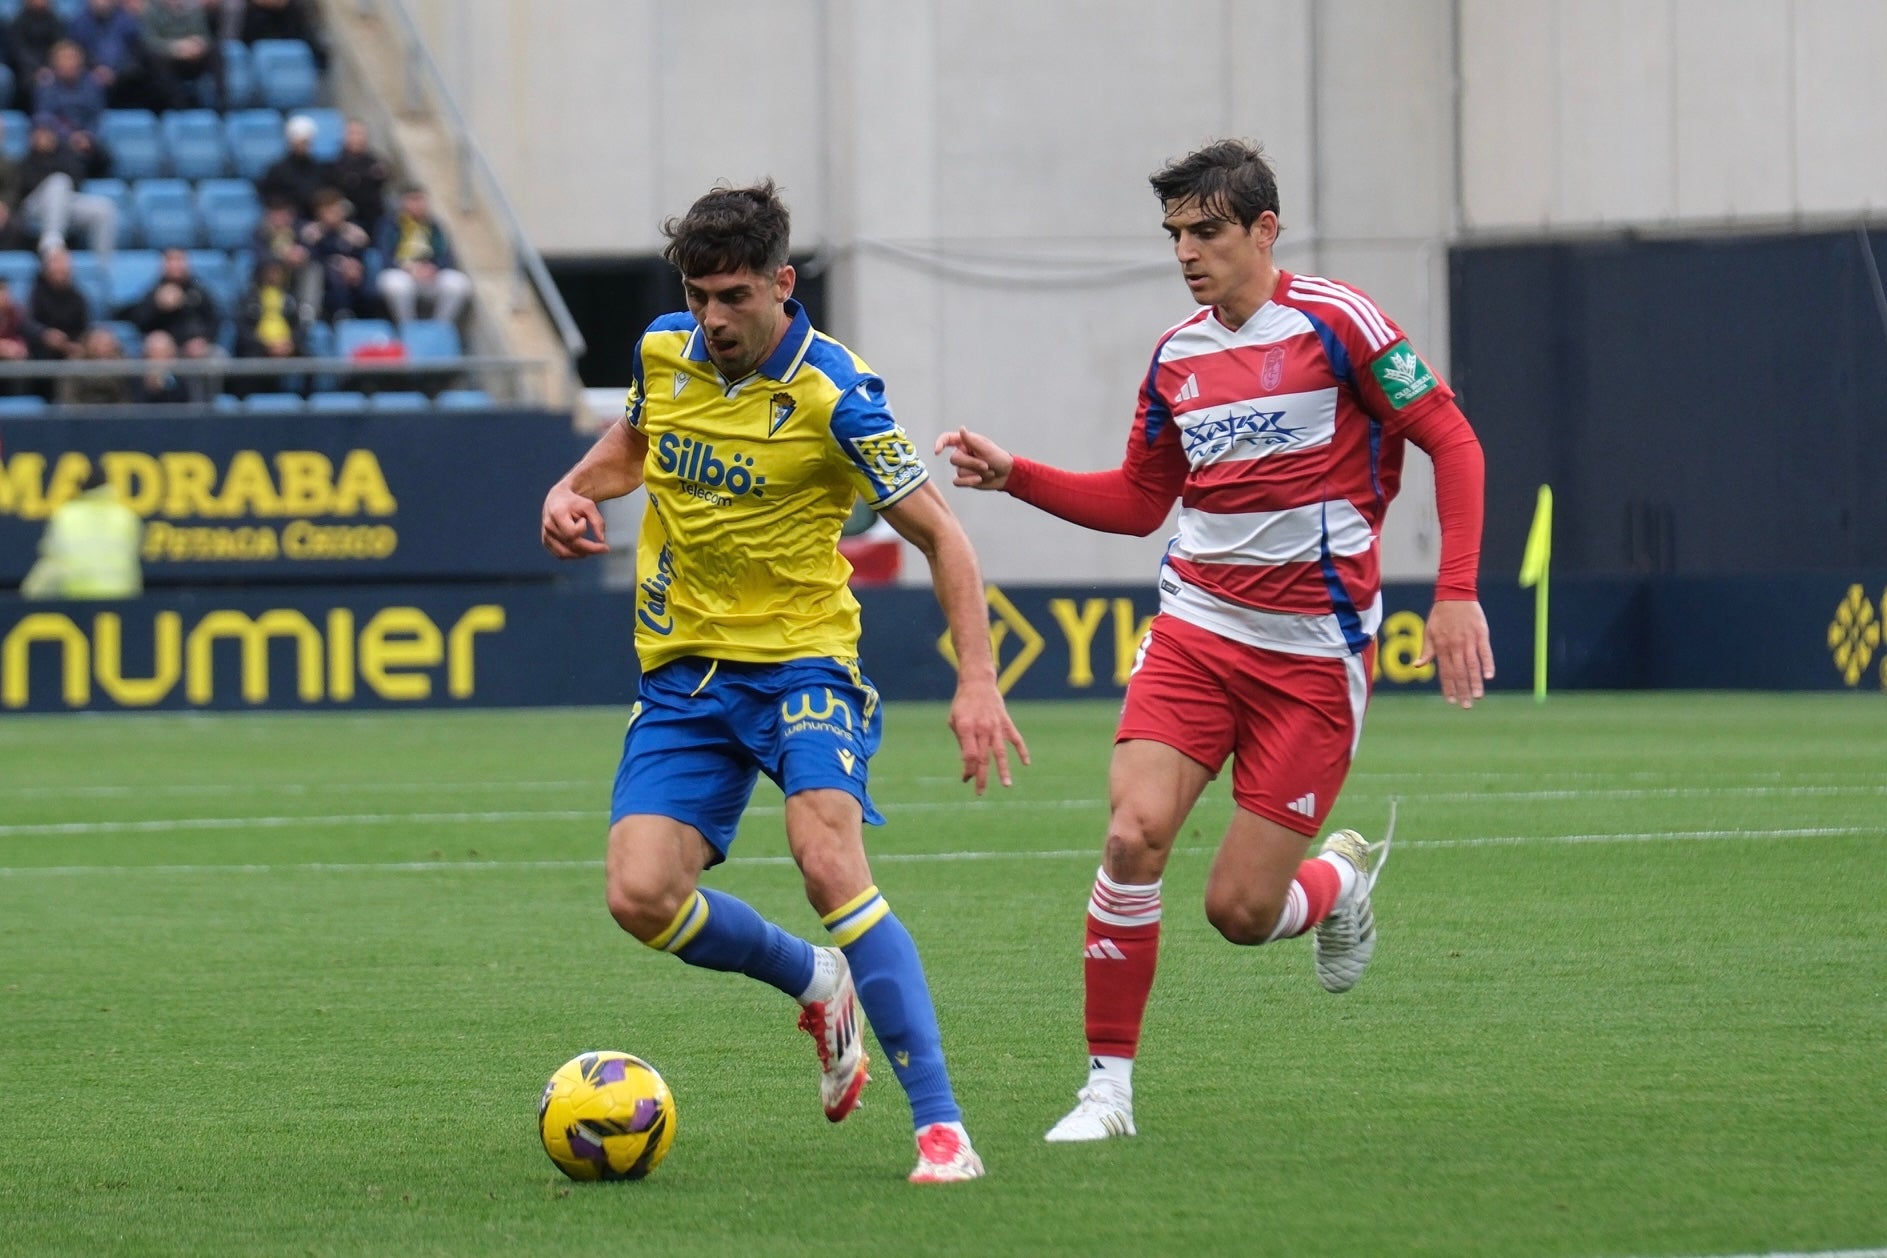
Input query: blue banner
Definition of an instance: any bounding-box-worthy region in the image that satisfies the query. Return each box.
[0,409,589,584]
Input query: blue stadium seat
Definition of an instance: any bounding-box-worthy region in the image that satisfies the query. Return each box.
[212,393,243,412]
[106,249,163,309]
[251,40,318,111]
[367,391,430,411]
[196,179,262,251]
[0,110,27,161]
[0,394,47,414]
[297,107,345,162]
[52,0,83,18]
[224,109,285,181]
[336,318,399,358]
[130,179,200,250]
[95,319,142,357]
[101,110,165,180]
[435,389,495,410]
[220,40,255,109]
[400,319,462,362]
[161,110,228,180]
[68,252,108,316]
[244,392,305,413]
[185,249,236,314]
[308,391,368,412]
[0,250,39,295]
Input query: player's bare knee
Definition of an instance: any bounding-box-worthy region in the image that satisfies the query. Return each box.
[1102,811,1172,881]
[1204,887,1281,946]
[605,879,685,944]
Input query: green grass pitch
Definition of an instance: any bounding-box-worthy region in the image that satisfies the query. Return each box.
[1,694,1883,1257]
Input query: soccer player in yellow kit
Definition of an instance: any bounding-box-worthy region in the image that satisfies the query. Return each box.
[541,181,1026,1183]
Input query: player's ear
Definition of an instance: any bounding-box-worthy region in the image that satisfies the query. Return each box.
[774,264,797,303]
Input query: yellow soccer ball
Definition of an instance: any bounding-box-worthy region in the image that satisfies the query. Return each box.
[537,1051,677,1181]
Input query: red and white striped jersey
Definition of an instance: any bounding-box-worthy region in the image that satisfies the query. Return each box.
[1124,270,1456,658]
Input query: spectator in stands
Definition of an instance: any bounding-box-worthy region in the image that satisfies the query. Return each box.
[0,278,34,386]
[326,118,388,232]
[234,256,303,394]
[28,246,88,361]
[140,0,219,111]
[374,184,472,328]
[59,325,132,405]
[300,186,374,319]
[35,42,107,144]
[10,0,68,88]
[123,246,216,359]
[259,113,324,217]
[253,194,311,298]
[238,0,323,65]
[0,118,53,251]
[19,117,116,255]
[132,328,191,403]
[66,0,145,107]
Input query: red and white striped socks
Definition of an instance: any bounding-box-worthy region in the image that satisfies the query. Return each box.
[1083,867,1162,1061]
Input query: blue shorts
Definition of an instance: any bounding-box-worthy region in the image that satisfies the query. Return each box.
[610,656,886,864]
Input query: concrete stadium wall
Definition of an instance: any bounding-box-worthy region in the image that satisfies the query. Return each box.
[399,0,1886,588]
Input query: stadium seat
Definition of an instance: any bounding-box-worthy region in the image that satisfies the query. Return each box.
[244,392,305,413]
[220,40,256,109]
[0,110,27,161]
[0,394,47,414]
[130,179,200,250]
[68,252,108,316]
[251,41,318,111]
[212,393,243,412]
[0,250,38,295]
[297,107,345,162]
[52,0,83,18]
[106,249,163,309]
[185,249,237,314]
[308,391,368,411]
[224,109,286,181]
[95,319,142,357]
[435,389,495,410]
[400,319,462,362]
[102,110,165,180]
[336,318,399,359]
[367,391,430,411]
[197,179,262,251]
[161,110,229,180]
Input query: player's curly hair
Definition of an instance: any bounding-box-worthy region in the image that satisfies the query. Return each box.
[661,180,792,278]
[1149,140,1280,227]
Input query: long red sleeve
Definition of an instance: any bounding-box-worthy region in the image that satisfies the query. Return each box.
[1397,400,1484,600]
[1005,455,1184,537]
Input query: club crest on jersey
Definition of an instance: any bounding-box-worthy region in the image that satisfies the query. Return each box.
[769,391,797,435]
[1261,345,1285,392]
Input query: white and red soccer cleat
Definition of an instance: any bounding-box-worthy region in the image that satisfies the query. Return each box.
[796,947,869,1121]
[908,1122,985,1183]
[1043,1081,1136,1142]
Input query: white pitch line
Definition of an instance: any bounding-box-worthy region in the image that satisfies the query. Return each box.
[1629,1248,1887,1258]
[0,826,1878,878]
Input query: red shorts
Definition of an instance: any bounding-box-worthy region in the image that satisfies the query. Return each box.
[1117,613,1374,835]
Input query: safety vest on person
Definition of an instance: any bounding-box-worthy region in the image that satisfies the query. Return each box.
[21,486,144,599]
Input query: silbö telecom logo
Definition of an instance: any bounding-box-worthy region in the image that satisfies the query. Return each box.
[655,434,766,505]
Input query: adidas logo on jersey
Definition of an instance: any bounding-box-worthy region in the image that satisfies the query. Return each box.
[1174,373,1200,404]
[1287,793,1317,818]
[1084,940,1127,961]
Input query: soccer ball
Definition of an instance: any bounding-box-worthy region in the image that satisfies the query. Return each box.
[537,1051,677,1181]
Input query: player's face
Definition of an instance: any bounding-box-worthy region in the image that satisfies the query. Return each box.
[682,265,796,379]
[1163,198,1278,315]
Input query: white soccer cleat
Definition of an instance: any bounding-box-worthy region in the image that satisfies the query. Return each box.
[1313,827,1390,993]
[796,947,869,1122]
[908,1122,985,1183]
[1043,1082,1136,1142]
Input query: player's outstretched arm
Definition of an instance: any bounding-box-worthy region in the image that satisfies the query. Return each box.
[1416,599,1495,708]
[541,421,648,560]
[934,427,1015,492]
[881,481,1030,793]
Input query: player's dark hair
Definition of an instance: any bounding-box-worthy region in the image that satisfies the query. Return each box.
[1149,140,1280,227]
[661,180,792,278]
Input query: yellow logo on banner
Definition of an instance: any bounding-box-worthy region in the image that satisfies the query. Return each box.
[1827,585,1883,688]
[936,585,1043,695]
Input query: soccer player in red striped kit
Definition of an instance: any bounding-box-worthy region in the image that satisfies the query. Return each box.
[938,139,1495,1140]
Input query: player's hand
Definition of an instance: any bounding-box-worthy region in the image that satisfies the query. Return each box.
[948,678,1030,795]
[541,482,609,560]
[934,427,1015,492]
[1417,599,1495,708]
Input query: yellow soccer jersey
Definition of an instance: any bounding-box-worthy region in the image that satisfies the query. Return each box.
[625,300,929,671]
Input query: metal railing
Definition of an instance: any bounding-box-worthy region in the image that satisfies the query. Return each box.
[0,354,556,403]
[348,0,587,369]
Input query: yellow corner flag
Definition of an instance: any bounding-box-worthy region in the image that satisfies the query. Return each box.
[1519,485,1552,701]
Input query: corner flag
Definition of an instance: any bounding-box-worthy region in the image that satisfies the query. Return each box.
[1519,485,1552,702]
